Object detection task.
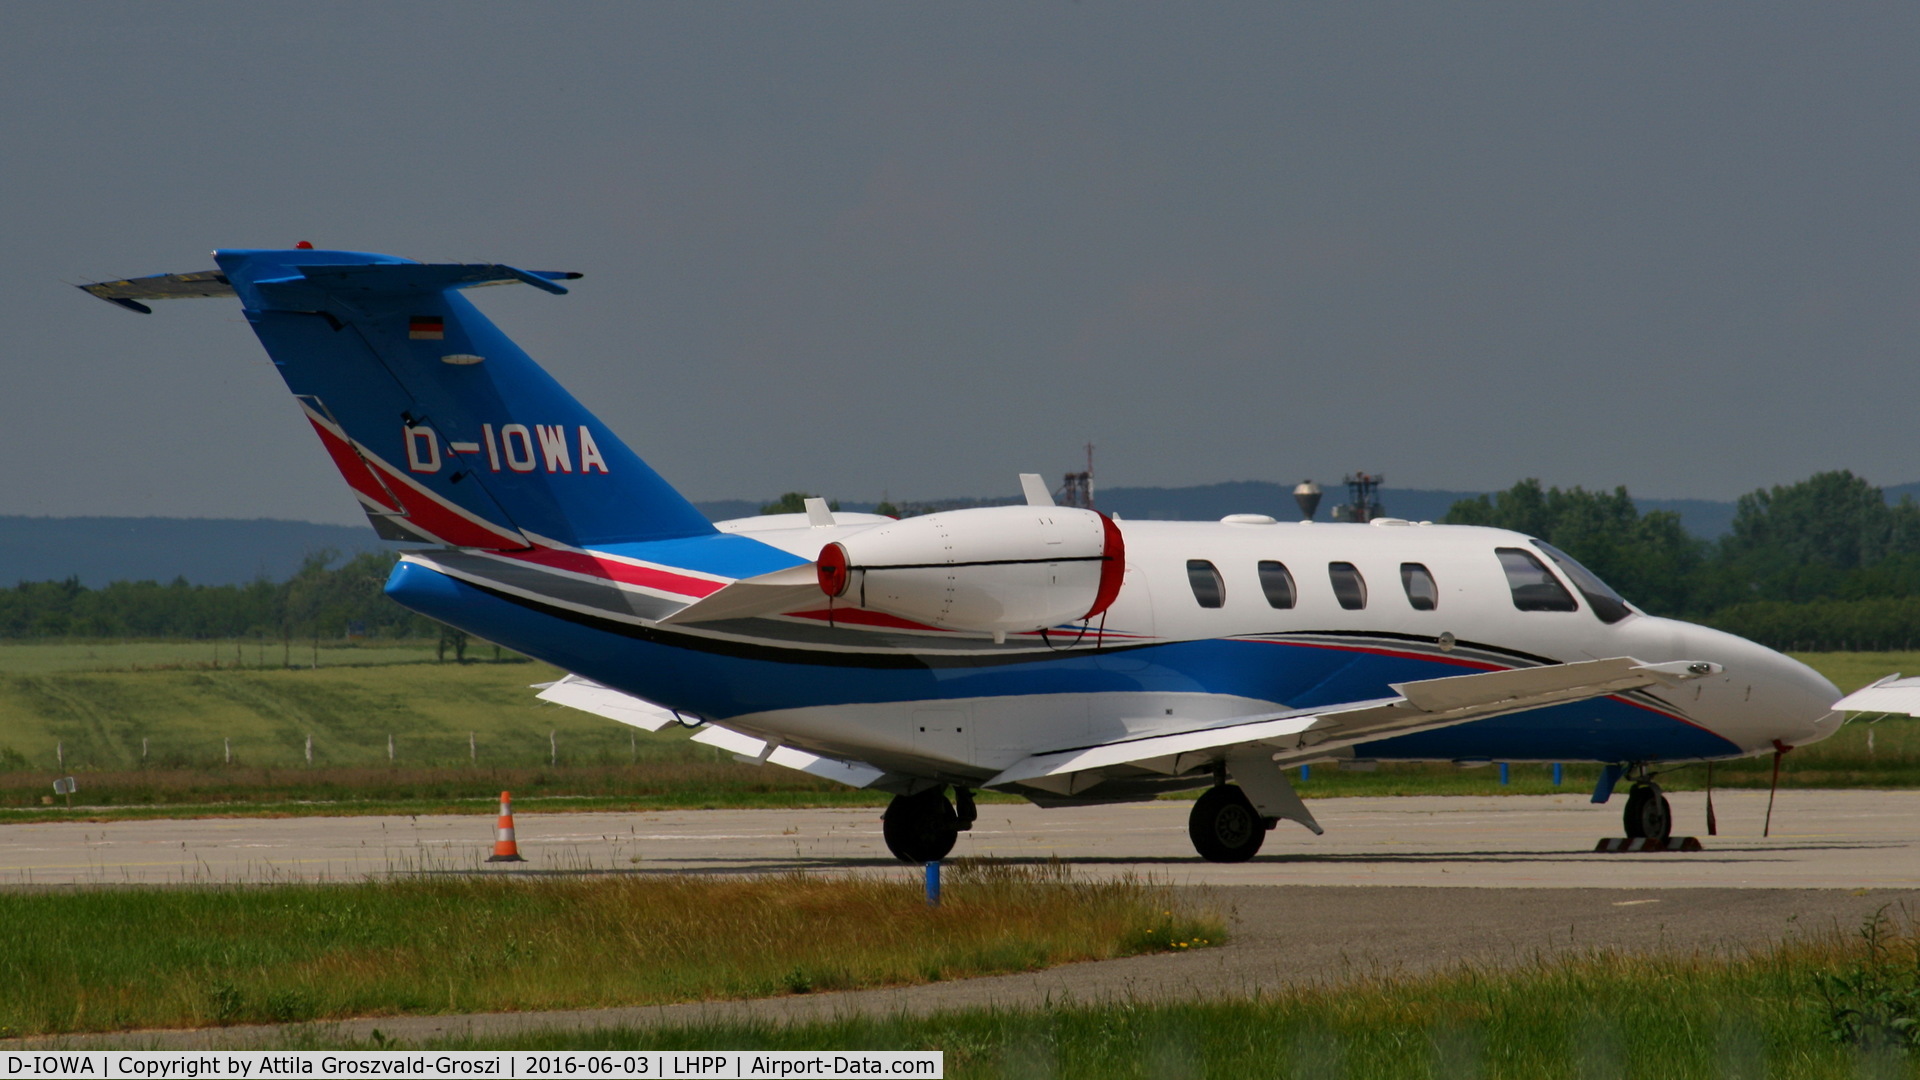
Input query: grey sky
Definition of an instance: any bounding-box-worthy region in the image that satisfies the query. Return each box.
[6,4,1918,527]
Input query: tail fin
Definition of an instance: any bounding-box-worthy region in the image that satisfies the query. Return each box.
[89,249,714,549]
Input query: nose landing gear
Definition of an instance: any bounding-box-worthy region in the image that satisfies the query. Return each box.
[1622,779,1673,842]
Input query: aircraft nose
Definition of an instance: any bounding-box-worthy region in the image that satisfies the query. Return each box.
[1667,619,1842,746]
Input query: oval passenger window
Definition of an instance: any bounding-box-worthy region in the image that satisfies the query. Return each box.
[1257,560,1296,609]
[1400,563,1438,611]
[1327,562,1367,610]
[1187,559,1225,608]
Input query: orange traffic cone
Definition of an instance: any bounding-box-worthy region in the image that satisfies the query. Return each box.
[486,790,526,863]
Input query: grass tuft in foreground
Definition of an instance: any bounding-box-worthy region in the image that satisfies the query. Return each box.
[401,911,1920,1079]
[0,863,1219,1038]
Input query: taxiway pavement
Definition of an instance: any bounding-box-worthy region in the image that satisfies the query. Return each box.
[2,788,1914,888]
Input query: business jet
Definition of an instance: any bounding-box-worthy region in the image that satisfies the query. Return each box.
[81,248,1845,862]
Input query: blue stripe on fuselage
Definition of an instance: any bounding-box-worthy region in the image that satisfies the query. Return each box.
[388,561,1740,763]
[592,532,808,580]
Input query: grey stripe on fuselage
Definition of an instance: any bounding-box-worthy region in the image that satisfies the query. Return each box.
[411,551,686,622]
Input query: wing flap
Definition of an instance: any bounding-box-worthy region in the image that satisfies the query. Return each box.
[689,724,885,788]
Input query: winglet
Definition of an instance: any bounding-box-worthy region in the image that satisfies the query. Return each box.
[1019,473,1055,507]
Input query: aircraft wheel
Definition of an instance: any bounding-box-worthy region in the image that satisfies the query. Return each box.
[1622,784,1672,841]
[1188,784,1267,863]
[882,789,959,863]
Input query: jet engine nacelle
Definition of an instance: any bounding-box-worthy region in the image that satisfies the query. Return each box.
[817,505,1125,634]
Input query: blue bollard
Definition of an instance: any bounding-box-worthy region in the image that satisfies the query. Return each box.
[1552,763,1563,786]
[925,860,941,908]
[1499,762,1509,786]
[1300,764,1310,781]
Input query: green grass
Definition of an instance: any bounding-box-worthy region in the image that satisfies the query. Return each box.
[0,638,459,675]
[0,655,662,773]
[0,864,1219,1038]
[385,917,1920,1078]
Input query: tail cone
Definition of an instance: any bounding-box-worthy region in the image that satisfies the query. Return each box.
[487,790,527,863]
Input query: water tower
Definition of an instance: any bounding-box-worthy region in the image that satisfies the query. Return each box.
[1292,480,1322,521]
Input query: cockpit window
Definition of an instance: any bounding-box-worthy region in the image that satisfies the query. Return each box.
[1495,548,1578,612]
[1533,541,1633,624]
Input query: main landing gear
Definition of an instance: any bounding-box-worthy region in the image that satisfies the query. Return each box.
[883,786,977,863]
[1622,779,1673,842]
[1188,784,1276,863]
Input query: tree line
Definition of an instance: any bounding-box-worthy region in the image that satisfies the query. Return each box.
[1447,471,1920,649]
[8,471,1920,650]
[0,551,435,642]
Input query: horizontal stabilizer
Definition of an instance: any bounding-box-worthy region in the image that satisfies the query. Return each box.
[78,270,235,313]
[78,263,582,313]
[274,263,582,297]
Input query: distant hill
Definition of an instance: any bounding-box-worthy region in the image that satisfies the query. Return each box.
[9,482,1906,586]
[0,517,392,588]
[700,484,1747,539]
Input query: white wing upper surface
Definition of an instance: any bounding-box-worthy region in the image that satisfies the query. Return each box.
[986,656,1721,793]
[1833,674,1920,715]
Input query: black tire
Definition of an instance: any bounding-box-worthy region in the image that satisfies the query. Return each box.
[882,790,959,863]
[1622,784,1672,841]
[1188,785,1267,863]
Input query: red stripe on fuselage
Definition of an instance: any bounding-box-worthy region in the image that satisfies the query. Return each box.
[785,607,949,631]
[1249,636,1714,733]
[1256,637,1504,672]
[500,547,728,599]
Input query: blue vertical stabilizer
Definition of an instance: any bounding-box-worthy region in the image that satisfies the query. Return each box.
[200,249,714,549]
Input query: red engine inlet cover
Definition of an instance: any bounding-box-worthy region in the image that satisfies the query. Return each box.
[816,542,852,597]
[1083,513,1126,619]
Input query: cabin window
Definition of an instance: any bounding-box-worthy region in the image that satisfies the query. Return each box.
[1327,562,1367,610]
[1187,559,1225,608]
[1400,563,1439,611]
[1534,541,1633,624]
[1496,548,1578,612]
[1257,560,1296,609]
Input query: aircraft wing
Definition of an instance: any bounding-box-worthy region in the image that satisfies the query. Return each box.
[535,674,682,731]
[985,656,1722,793]
[688,724,887,789]
[535,673,886,788]
[1833,674,1920,715]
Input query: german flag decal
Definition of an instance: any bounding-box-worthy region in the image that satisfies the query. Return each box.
[409,316,445,340]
